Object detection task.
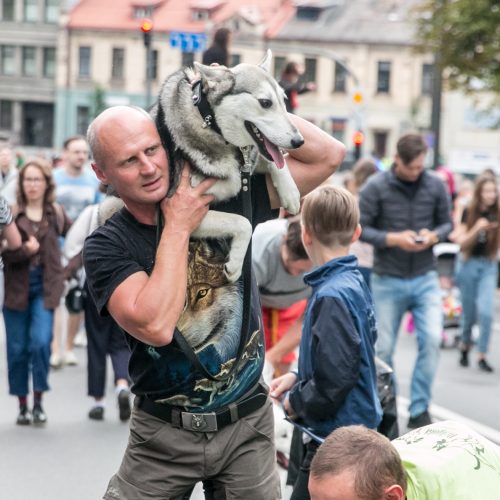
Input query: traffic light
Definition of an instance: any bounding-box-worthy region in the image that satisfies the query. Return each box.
[352,91,363,105]
[140,18,153,48]
[353,130,364,161]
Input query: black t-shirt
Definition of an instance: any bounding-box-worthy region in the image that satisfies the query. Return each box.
[461,208,492,257]
[83,175,277,411]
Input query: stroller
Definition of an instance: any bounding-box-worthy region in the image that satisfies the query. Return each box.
[434,243,462,348]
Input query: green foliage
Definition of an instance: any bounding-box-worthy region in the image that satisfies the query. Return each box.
[414,0,500,94]
[91,84,107,118]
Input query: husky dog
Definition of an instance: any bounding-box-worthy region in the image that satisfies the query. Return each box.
[154,51,304,282]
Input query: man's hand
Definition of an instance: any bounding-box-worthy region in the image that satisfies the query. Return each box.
[270,372,298,401]
[161,163,216,236]
[24,235,40,256]
[416,228,439,250]
[386,230,420,251]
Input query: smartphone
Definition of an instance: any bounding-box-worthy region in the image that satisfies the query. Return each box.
[414,236,425,244]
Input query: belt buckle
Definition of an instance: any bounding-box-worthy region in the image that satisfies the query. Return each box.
[181,411,218,432]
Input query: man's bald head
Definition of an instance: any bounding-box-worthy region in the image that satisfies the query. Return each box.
[87,106,155,169]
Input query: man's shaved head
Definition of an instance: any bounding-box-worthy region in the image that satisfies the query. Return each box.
[87,106,154,169]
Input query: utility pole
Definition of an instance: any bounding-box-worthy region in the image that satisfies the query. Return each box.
[141,18,153,108]
[430,54,443,169]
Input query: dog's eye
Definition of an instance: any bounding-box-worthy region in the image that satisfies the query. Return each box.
[258,99,272,109]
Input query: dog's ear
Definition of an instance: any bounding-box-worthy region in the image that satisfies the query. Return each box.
[193,62,234,100]
[258,49,272,73]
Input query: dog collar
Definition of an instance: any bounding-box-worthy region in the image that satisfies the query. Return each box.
[191,80,223,136]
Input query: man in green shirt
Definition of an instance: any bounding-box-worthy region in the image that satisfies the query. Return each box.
[309,421,500,500]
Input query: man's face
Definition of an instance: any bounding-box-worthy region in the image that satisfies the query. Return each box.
[0,147,13,171]
[309,470,361,500]
[281,244,312,276]
[394,152,426,182]
[92,116,169,209]
[64,139,89,172]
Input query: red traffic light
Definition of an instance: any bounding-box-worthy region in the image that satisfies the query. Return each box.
[353,131,364,145]
[140,18,153,33]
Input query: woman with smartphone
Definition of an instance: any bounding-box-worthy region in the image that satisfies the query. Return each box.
[454,174,500,372]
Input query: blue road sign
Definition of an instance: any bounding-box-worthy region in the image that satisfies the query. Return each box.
[170,32,207,53]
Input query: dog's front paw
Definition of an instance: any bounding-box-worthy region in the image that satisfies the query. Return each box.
[224,261,242,283]
[279,183,301,215]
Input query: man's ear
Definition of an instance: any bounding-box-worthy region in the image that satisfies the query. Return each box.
[351,224,362,244]
[91,162,108,185]
[384,484,405,500]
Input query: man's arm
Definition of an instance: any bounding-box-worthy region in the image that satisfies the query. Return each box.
[359,180,389,248]
[288,297,361,421]
[105,167,216,347]
[432,181,453,242]
[267,115,345,207]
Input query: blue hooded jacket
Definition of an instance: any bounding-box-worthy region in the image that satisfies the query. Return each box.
[288,255,382,437]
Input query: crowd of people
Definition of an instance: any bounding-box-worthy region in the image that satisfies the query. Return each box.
[0,95,499,497]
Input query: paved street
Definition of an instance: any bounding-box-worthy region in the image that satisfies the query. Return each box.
[1,292,500,499]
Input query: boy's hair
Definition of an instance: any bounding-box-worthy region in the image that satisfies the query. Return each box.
[310,426,407,499]
[301,185,359,247]
[284,215,309,261]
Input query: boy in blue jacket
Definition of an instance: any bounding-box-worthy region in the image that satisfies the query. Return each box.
[270,185,382,500]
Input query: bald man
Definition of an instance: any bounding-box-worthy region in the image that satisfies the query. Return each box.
[83,105,345,499]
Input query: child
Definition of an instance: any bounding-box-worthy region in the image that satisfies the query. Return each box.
[270,185,383,500]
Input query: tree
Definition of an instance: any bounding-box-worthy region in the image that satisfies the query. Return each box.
[414,0,500,94]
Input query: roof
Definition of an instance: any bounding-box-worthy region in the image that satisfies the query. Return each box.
[273,0,423,45]
[67,0,295,36]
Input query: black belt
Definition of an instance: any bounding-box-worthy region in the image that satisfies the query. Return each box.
[137,383,268,433]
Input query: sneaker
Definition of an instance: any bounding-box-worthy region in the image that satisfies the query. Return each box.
[16,406,32,426]
[32,404,47,425]
[74,330,87,348]
[118,389,131,422]
[407,410,432,429]
[459,350,469,367]
[478,359,494,373]
[63,350,78,366]
[50,353,62,369]
[88,406,105,421]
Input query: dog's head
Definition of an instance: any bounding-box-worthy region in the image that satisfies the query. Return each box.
[193,51,304,169]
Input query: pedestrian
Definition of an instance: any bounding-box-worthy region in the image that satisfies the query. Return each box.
[270,185,382,500]
[454,175,499,372]
[82,105,344,498]
[0,144,19,206]
[63,189,132,420]
[359,133,452,429]
[279,61,316,114]
[253,215,312,376]
[3,158,71,425]
[202,27,232,66]
[308,422,500,500]
[51,135,100,368]
[0,195,22,307]
[344,158,378,287]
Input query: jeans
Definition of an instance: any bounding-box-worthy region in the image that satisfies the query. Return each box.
[372,271,442,417]
[4,268,53,396]
[456,257,498,354]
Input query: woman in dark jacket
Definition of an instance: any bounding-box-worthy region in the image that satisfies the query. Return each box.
[3,158,71,425]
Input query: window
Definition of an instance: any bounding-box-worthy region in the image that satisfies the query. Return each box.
[330,118,346,143]
[373,131,388,158]
[0,100,13,129]
[133,6,153,19]
[76,106,90,136]
[333,61,347,92]
[44,0,58,23]
[377,61,391,93]
[2,0,15,21]
[274,56,286,80]
[0,45,16,75]
[24,0,37,21]
[230,54,241,67]
[181,51,194,68]
[304,57,317,84]
[43,47,55,78]
[111,48,125,80]
[78,46,91,78]
[421,63,433,96]
[22,46,36,76]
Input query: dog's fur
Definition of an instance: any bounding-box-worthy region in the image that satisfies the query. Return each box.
[153,51,304,282]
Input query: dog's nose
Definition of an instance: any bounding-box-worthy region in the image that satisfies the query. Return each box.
[291,136,304,149]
